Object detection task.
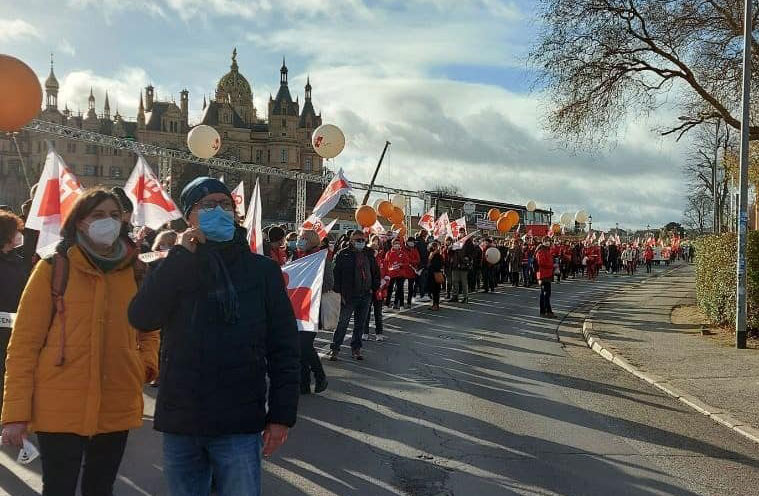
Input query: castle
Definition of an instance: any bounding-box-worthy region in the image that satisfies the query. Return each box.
[0,49,327,220]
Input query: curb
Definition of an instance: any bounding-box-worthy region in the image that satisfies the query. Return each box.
[580,266,759,447]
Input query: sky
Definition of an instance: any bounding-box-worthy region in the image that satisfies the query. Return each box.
[0,0,692,231]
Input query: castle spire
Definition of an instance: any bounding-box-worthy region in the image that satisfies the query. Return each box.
[103,91,110,119]
[231,47,238,71]
[88,87,95,110]
[280,56,288,85]
[45,52,59,110]
[305,76,312,101]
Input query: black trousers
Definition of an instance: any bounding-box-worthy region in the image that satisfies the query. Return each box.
[511,271,520,287]
[406,278,415,305]
[0,328,10,413]
[430,279,441,306]
[300,331,326,388]
[539,280,553,315]
[369,298,383,334]
[37,430,128,496]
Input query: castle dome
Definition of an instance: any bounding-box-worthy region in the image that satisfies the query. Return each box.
[215,48,253,107]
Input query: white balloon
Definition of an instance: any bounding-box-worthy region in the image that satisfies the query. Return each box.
[391,194,406,208]
[312,124,346,159]
[560,212,573,226]
[485,246,501,265]
[526,200,537,212]
[187,125,221,159]
[575,210,589,223]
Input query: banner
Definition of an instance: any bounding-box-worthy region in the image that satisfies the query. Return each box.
[311,168,351,219]
[418,208,435,232]
[282,250,327,331]
[230,181,245,220]
[125,155,182,230]
[26,147,84,256]
[433,213,453,240]
[243,178,263,254]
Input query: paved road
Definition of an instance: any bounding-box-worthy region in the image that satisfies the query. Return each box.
[3,263,759,495]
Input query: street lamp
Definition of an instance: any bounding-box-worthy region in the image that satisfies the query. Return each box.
[588,215,593,232]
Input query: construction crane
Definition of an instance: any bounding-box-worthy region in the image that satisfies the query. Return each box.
[21,119,422,223]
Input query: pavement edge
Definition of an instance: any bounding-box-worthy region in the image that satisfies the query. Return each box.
[579,265,759,446]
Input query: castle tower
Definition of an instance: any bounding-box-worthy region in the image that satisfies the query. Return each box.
[180,89,189,126]
[103,91,111,120]
[145,84,154,112]
[137,90,146,129]
[45,53,59,110]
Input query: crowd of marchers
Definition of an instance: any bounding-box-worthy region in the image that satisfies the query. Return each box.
[0,180,690,496]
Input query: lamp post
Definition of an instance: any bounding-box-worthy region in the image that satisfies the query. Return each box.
[588,215,593,233]
[735,0,752,349]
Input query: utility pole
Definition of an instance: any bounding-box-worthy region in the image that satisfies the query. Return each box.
[714,118,721,234]
[361,141,391,205]
[736,0,752,349]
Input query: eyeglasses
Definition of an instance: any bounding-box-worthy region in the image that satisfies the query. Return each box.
[197,199,235,212]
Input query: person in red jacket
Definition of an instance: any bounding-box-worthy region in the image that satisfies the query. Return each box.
[535,237,556,317]
[584,241,602,281]
[385,238,412,309]
[403,237,421,307]
[644,245,654,273]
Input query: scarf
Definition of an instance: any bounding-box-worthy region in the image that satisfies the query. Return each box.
[76,233,129,273]
[197,227,245,325]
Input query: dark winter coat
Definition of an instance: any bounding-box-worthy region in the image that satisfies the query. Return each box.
[0,250,30,320]
[128,233,300,435]
[333,247,380,301]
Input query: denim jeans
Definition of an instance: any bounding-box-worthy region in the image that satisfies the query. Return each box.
[163,433,263,496]
[330,294,371,351]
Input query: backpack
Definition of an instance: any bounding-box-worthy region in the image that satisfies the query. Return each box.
[46,251,148,366]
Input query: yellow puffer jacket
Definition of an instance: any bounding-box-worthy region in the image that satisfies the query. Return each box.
[1,245,159,436]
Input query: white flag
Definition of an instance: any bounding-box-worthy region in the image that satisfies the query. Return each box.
[311,168,351,218]
[125,155,182,230]
[302,214,338,240]
[243,178,263,254]
[418,208,435,232]
[230,181,245,220]
[450,216,467,236]
[282,250,327,331]
[433,213,453,240]
[26,147,84,256]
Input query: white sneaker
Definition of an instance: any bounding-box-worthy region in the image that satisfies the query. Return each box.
[362,334,369,341]
[375,335,385,342]
[420,296,431,302]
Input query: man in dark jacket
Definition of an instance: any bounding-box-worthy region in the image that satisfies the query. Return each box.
[128,177,299,496]
[329,230,380,361]
[414,230,430,302]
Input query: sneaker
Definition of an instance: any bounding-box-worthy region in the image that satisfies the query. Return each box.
[375,335,386,343]
[362,333,369,341]
[546,312,557,318]
[352,349,364,360]
[421,296,431,302]
[314,378,328,394]
[328,350,339,361]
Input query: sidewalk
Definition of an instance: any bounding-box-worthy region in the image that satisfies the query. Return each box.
[584,263,759,442]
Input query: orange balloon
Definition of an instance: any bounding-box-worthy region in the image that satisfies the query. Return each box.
[378,200,394,219]
[355,205,378,228]
[505,210,519,226]
[497,216,511,233]
[390,206,405,225]
[488,208,501,222]
[551,223,562,234]
[0,55,42,132]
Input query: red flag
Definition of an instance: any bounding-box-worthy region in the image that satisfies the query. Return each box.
[418,208,435,232]
[230,181,245,220]
[125,156,182,230]
[433,213,453,240]
[282,250,327,331]
[26,147,84,256]
[312,168,351,218]
[243,178,263,254]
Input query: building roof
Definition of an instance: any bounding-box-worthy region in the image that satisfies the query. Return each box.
[271,85,298,116]
[215,48,253,108]
[424,191,552,214]
[144,101,181,131]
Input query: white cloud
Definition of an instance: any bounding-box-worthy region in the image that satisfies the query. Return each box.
[58,38,76,56]
[0,18,42,42]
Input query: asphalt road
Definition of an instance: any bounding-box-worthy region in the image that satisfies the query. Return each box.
[2,263,759,495]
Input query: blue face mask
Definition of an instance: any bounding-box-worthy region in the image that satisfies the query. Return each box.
[198,206,235,242]
[296,239,307,251]
[353,241,366,250]
[288,241,297,251]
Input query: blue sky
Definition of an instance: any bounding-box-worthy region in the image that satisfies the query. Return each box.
[1,0,690,230]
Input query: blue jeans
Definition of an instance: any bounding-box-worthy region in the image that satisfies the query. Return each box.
[163,433,263,496]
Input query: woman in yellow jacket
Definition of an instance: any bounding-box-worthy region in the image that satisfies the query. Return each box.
[1,188,159,496]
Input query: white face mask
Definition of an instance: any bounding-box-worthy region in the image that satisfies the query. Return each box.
[12,231,23,249]
[86,218,122,246]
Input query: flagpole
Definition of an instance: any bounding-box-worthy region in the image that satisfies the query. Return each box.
[361,141,391,206]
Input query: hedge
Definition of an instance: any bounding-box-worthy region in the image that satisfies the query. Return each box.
[694,232,759,330]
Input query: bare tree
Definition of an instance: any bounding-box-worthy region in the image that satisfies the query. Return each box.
[683,189,713,234]
[530,0,759,146]
[683,121,733,230]
[429,184,464,197]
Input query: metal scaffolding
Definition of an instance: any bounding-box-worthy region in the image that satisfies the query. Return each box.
[22,119,423,225]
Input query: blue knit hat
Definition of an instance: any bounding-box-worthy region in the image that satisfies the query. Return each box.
[180,176,231,217]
